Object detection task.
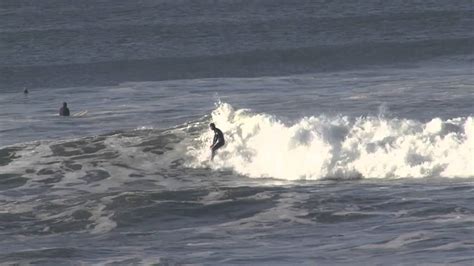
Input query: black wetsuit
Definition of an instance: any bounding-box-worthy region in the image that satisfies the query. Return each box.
[59,107,70,116]
[211,128,225,159]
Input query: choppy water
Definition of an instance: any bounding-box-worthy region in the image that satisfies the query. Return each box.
[1,0,474,264]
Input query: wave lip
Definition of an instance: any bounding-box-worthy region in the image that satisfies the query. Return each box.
[188,103,474,180]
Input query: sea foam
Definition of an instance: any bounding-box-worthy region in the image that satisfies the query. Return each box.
[188,103,474,180]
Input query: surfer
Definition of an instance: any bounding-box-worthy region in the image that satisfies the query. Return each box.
[59,102,70,116]
[23,88,28,94]
[209,123,225,161]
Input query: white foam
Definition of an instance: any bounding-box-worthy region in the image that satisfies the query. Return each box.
[358,231,431,250]
[187,103,474,180]
[89,202,117,234]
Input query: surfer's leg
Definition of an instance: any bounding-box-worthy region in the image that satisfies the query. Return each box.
[211,149,216,161]
[211,142,224,161]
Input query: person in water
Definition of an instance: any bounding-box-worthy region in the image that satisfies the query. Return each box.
[209,123,225,160]
[59,102,70,116]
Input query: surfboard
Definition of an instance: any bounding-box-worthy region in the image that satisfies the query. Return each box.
[72,110,88,117]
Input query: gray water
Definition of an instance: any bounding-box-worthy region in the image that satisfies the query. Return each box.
[2,0,473,89]
[1,0,474,265]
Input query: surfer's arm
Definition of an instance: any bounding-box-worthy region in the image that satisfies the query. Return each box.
[210,134,217,148]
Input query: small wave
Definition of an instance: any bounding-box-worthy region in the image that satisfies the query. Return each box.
[187,103,474,180]
[3,37,473,89]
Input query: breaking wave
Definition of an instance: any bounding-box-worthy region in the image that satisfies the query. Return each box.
[0,102,473,242]
[1,102,473,191]
[188,103,474,180]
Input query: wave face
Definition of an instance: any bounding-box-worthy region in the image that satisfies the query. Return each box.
[188,103,474,180]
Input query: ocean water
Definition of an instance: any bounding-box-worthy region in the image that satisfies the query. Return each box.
[1,0,474,264]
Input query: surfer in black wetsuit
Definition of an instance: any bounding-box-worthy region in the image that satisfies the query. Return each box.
[59,102,70,116]
[210,123,225,161]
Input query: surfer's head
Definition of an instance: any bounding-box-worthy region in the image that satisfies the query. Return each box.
[63,102,67,107]
[209,123,216,130]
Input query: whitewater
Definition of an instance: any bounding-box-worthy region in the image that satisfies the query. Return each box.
[190,103,473,180]
[2,0,474,264]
